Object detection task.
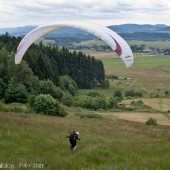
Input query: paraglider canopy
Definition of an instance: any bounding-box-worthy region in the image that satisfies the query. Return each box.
[15,21,134,68]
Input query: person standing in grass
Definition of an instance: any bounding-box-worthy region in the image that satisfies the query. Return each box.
[66,131,80,150]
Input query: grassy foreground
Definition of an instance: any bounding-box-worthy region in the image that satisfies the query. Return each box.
[0,109,170,170]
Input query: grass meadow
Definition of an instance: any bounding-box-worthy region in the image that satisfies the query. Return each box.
[0,109,170,170]
[83,51,170,91]
[80,39,170,50]
[0,40,170,169]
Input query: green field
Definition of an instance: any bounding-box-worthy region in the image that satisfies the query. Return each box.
[127,40,170,49]
[76,49,170,91]
[1,39,170,169]
[79,39,170,49]
[0,110,170,170]
[101,55,170,68]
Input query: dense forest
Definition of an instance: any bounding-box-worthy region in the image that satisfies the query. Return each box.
[24,43,105,89]
[0,33,108,108]
[0,33,106,88]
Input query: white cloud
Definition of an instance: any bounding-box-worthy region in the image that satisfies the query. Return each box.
[0,0,170,27]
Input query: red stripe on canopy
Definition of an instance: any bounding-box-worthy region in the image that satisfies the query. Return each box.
[110,35,122,56]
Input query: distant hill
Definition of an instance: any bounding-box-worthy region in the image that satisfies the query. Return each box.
[0,25,37,36]
[119,32,170,41]
[0,24,170,41]
[0,25,94,40]
[157,26,170,32]
[108,24,167,33]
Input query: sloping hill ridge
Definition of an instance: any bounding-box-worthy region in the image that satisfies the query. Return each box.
[0,24,170,40]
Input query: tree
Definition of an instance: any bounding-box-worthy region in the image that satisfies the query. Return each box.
[32,94,67,117]
[38,80,63,100]
[101,79,109,89]
[114,90,123,100]
[107,97,118,109]
[59,75,78,96]
[5,81,28,103]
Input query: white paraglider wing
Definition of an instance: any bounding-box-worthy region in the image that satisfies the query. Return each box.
[15,21,133,68]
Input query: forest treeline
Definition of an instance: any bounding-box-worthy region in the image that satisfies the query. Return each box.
[0,33,106,89]
[0,33,109,116]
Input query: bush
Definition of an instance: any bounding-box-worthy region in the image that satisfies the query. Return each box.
[61,92,73,106]
[0,101,29,113]
[107,97,118,109]
[55,100,68,117]
[146,118,157,126]
[5,82,28,103]
[59,75,78,96]
[76,112,102,119]
[114,90,123,101]
[101,79,109,89]
[131,100,144,107]
[68,84,76,96]
[0,79,7,99]
[0,100,4,111]
[87,91,101,97]
[28,94,36,108]
[165,91,169,95]
[93,97,107,110]
[32,94,67,116]
[80,97,93,109]
[125,89,143,97]
[80,96,106,110]
[107,75,118,80]
[39,80,63,100]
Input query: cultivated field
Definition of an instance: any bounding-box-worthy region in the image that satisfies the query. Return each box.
[79,39,170,49]
[79,49,170,91]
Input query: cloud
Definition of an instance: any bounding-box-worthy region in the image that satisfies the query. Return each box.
[0,0,170,27]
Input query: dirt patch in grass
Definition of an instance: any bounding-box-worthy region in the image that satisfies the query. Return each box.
[114,112,170,126]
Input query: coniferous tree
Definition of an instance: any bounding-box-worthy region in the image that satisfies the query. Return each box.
[0,34,106,89]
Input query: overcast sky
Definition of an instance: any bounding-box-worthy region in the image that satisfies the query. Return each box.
[0,0,170,28]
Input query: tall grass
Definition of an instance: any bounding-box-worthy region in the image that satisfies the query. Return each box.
[0,111,170,170]
[0,101,29,113]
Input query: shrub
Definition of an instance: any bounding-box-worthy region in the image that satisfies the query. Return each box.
[131,100,144,107]
[76,112,102,119]
[125,89,143,97]
[55,100,68,117]
[80,96,106,110]
[165,91,169,95]
[28,94,36,108]
[0,79,7,99]
[61,92,73,106]
[101,79,109,89]
[107,97,118,109]
[68,84,76,96]
[39,80,63,100]
[59,75,78,96]
[0,100,4,111]
[107,75,118,80]
[114,90,123,101]
[33,94,67,116]
[81,97,93,109]
[0,101,29,113]
[146,118,157,126]
[5,82,28,103]
[93,97,107,110]
[87,91,101,97]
